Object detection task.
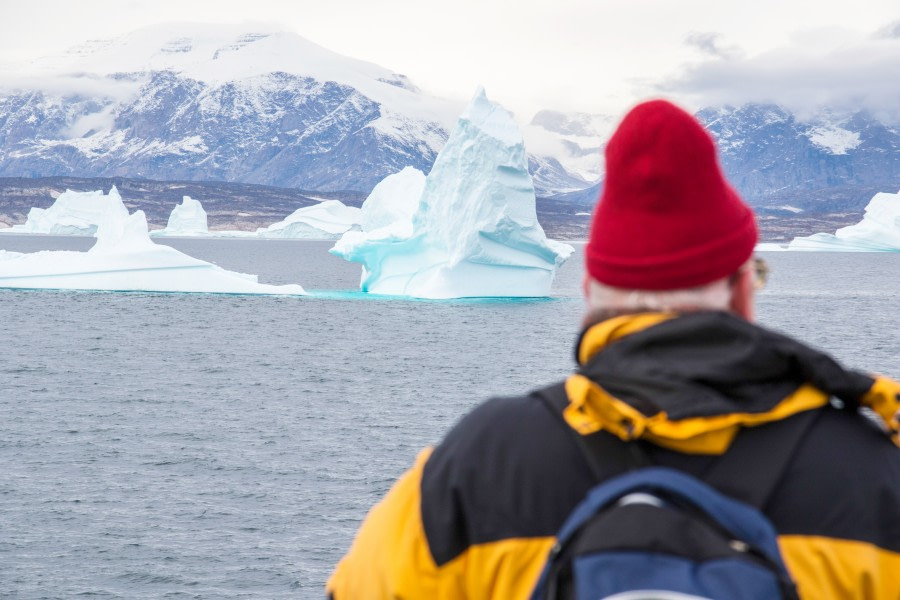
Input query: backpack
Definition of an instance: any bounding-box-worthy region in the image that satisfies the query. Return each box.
[530,383,812,600]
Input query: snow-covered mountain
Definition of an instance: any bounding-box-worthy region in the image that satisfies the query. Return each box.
[0,23,586,195]
[697,104,900,213]
[544,103,899,218]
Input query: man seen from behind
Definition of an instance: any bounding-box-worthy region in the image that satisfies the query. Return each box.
[327,99,900,599]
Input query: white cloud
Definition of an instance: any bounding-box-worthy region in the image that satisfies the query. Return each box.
[684,32,741,60]
[0,74,144,103]
[876,20,900,39]
[1,1,899,120]
[662,25,900,122]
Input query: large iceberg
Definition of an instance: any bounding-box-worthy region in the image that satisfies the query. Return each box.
[2,187,129,235]
[151,196,209,237]
[331,89,574,299]
[788,190,900,251]
[256,200,361,239]
[0,192,305,295]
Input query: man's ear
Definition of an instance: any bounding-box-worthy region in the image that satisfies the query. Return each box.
[729,265,755,321]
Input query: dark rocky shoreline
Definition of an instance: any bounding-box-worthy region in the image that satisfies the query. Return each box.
[0,176,863,242]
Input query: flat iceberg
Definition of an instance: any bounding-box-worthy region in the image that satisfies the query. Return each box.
[331,88,574,299]
[754,242,789,251]
[2,187,129,235]
[0,193,305,295]
[151,196,209,237]
[256,200,361,239]
[788,190,900,251]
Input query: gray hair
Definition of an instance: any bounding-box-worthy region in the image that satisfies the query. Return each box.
[583,276,733,325]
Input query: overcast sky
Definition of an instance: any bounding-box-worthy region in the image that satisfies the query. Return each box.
[1,0,898,121]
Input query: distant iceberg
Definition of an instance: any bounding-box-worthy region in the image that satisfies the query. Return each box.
[331,88,574,299]
[0,189,305,296]
[4,189,359,241]
[150,196,209,237]
[788,190,900,251]
[2,187,129,235]
[256,200,361,239]
[755,242,789,251]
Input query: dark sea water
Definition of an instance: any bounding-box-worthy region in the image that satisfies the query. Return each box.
[1,235,899,599]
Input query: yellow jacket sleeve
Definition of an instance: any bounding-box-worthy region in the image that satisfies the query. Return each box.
[780,535,900,599]
[327,448,446,599]
[326,446,556,600]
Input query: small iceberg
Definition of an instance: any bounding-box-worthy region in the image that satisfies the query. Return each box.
[3,188,360,242]
[150,196,209,237]
[788,191,900,251]
[256,200,361,239]
[331,88,574,299]
[0,190,305,295]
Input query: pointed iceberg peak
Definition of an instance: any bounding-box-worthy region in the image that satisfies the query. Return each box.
[332,88,573,299]
[458,86,522,146]
[91,209,156,254]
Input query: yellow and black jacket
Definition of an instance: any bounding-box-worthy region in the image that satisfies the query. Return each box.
[328,311,900,599]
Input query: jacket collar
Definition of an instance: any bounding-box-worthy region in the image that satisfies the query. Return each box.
[565,311,897,453]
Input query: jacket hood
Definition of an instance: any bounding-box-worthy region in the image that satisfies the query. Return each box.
[563,311,898,453]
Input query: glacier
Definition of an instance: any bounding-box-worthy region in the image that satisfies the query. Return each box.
[256,200,361,239]
[788,190,900,251]
[2,187,129,235]
[331,89,574,299]
[151,196,209,237]
[0,191,305,296]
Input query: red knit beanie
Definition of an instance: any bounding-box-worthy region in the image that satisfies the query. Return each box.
[585,99,757,290]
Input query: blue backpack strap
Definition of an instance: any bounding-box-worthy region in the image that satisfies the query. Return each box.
[555,467,784,561]
[536,466,799,600]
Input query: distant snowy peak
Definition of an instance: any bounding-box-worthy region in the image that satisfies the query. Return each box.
[695,103,900,212]
[29,23,396,85]
[701,104,870,156]
[804,124,862,155]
